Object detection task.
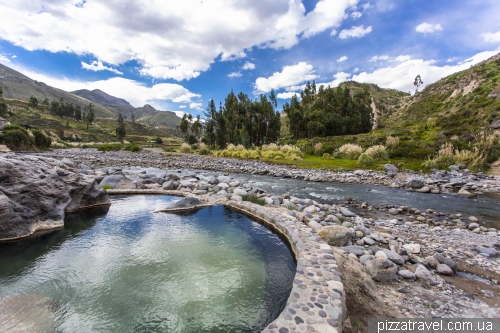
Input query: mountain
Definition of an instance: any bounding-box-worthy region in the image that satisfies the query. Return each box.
[0,64,117,118]
[132,104,182,128]
[72,90,182,129]
[381,52,500,136]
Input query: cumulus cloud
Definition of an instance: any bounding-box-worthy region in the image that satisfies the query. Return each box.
[0,53,11,63]
[369,55,389,61]
[0,0,359,81]
[415,22,443,34]
[350,49,499,94]
[228,71,242,78]
[315,72,352,88]
[189,102,203,110]
[337,55,348,62]
[339,25,372,39]
[81,60,123,74]
[482,31,500,43]
[394,55,411,62]
[254,62,318,93]
[350,11,362,19]
[277,92,301,100]
[179,105,187,109]
[242,62,256,70]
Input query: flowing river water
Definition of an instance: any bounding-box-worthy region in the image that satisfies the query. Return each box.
[123,167,500,229]
[0,195,296,333]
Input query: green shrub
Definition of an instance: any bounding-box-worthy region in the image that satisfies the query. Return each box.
[97,143,123,152]
[124,144,140,152]
[241,194,266,206]
[180,143,191,153]
[358,153,374,166]
[31,129,51,149]
[322,153,331,159]
[154,137,163,144]
[339,143,364,159]
[3,129,31,147]
[101,185,113,190]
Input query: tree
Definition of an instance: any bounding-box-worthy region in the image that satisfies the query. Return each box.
[74,105,82,121]
[116,113,126,140]
[131,114,135,125]
[41,98,50,106]
[414,74,423,93]
[0,86,7,117]
[29,95,38,108]
[85,103,94,129]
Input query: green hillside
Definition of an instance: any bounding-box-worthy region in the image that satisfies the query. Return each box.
[0,64,117,118]
[72,90,182,129]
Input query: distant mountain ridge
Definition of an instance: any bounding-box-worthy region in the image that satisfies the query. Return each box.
[71,89,182,128]
[0,63,182,128]
[0,64,117,118]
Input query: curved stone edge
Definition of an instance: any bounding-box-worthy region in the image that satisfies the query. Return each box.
[155,204,214,213]
[225,201,346,333]
[106,189,188,196]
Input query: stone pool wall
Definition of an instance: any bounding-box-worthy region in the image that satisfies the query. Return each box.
[227,201,346,333]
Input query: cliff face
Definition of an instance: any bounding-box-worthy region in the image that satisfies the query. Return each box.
[0,154,110,241]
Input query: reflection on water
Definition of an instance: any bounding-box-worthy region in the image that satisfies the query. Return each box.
[0,196,295,333]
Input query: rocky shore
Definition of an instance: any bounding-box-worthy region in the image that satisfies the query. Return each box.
[35,149,500,197]
[0,153,110,241]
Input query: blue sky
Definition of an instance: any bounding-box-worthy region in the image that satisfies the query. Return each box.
[1,0,500,117]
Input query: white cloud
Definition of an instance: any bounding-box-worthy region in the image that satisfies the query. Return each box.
[415,22,443,34]
[242,62,256,70]
[173,111,186,118]
[6,63,200,108]
[277,92,300,100]
[179,105,187,108]
[0,54,11,63]
[394,55,411,62]
[337,55,348,62]
[362,3,372,10]
[349,48,499,94]
[350,11,362,19]
[482,31,500,43]
[11,55,17,59]
[228,71,242,78]
[189,102,203,110]
[339,25,372,39]
[0,0,359,81]
[254,62,318,93]
[330,29,337,36]
[81,60,123,74]
[353,67,360,72]
[369,55,389,61]
[315,72,352,88]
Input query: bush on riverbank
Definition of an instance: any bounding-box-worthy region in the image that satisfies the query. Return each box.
[241,193,266,206]
[1,124,51,150]
[96,143,141,152]
[212,143,303,161]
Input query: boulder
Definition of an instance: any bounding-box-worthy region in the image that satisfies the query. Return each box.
[403,243,421,254]
[425,256,439,269]
[478,247,500,258]
[415,265,435,284]
[339,245,366,257]
[0,154,110,240]
[100,175,135,189]
[436,264,454,275]
[383,164,399,175]
[318,225,353,247]
[162,180,175,190]
[398,270,416,280]
[408,178,425,189]
[340,207,355,217]
[166,196,202,209]
[364,251,398,282]
[434,254,457,273]
[232,188,248,196]
[207,176,219,185]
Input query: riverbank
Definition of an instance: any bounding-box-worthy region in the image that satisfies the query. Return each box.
[21,149,500,330]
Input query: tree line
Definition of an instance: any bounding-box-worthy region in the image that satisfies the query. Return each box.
[282,81,373,139]
[202,90,281,148]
